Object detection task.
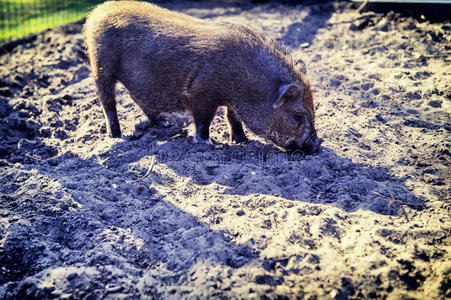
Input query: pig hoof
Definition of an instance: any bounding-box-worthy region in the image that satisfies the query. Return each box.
[110,132,122,138]
[156,119,170,128]
[193,135,211,144]
[231,135,249,144]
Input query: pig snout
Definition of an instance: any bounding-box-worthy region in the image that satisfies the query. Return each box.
[286,132,323,155]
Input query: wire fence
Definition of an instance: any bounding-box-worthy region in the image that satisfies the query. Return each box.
[0,0,104,46]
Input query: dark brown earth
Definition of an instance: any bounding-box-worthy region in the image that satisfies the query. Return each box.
[0,1,450,299]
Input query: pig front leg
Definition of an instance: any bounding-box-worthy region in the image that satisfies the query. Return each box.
[95,78,121,138]
[226,107,248,143]
[191,105,217,144]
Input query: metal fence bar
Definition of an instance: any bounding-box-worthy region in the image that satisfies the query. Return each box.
[0,0,105,46]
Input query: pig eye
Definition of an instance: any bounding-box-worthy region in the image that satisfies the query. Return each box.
[288,114,304,127]
[293,114,304,124]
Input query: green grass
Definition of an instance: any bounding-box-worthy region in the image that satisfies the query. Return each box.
[0,0,103,43]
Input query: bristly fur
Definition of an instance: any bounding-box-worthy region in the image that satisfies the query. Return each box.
[83,1,318,151]
[265,36,315,123]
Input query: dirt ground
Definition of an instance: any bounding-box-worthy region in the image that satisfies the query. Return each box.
[0,1,450,299]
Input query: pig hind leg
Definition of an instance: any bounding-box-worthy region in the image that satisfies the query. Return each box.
[95,76,121,138]
[226,107,248,143]
[86,34,121,137]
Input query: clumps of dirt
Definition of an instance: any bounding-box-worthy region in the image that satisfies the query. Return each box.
[0,1,450,299]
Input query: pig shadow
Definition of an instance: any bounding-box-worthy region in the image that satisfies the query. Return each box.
[90,118,426,217]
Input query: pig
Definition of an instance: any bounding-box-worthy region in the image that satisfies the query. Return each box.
[83,1,322,154]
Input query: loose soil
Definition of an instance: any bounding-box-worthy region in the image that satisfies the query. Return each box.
[0,1,450,299]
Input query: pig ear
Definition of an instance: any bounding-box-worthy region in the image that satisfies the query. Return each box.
[295,58,307,74]
[273,84,301,109]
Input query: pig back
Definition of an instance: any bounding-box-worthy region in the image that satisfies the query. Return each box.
[85,1,234,111]
[84,1,288,114]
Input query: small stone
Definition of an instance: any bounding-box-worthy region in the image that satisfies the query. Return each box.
[375,18,389,32]
[106,284,123,293]
[66,272,78,280]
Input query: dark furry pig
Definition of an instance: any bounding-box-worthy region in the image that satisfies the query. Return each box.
[83,1,322,154]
